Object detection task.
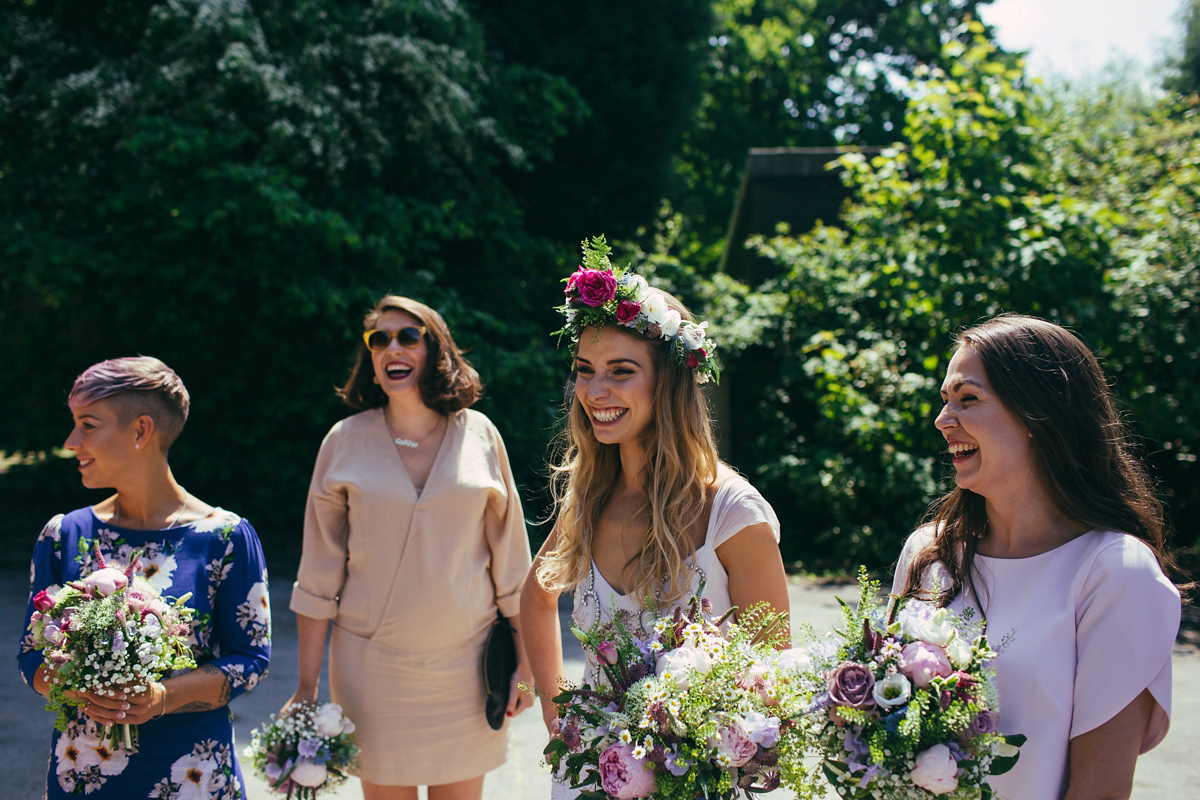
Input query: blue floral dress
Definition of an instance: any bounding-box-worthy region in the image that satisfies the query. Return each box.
[17,507,271,798]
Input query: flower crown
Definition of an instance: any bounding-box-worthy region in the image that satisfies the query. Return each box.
[555,236,719,384]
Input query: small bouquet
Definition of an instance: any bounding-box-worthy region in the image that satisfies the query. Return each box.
[27,544,197,749]
[244,702,359,798]
[546,594,823,799]
[801,569,1024,799]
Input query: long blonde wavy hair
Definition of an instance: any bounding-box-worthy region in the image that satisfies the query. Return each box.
[536,292,720,608]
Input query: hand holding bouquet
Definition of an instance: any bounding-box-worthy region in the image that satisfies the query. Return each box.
[546,594,823,800]
[800,569,1024,799]
[27,543,196,748]
[245,702,359,798]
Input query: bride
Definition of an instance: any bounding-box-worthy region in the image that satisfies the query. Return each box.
[519,240,791,794]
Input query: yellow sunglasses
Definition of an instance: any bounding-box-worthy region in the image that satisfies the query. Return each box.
[362,326,427,352]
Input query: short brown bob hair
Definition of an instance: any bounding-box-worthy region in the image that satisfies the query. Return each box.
[337,295,482,414]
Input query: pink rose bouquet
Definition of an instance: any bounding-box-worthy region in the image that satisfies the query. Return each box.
[27,544,197,750]
[244,701,359,799]
[795,569,1024,799]
[545,594,822,799]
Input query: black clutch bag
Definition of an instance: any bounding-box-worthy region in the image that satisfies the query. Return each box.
[482,611,517,730]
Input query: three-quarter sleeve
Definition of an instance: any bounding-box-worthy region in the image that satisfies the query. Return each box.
[1070,534,1180,750]
[483,423,531,619]
[207,519,272,698]
[291,422,351,620]
[17,516,66,690]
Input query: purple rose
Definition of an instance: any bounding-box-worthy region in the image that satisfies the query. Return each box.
[616,299,641,323]
[598,743,657,798]
[967,710,1000,737]
[597,641,619,665]
[574,269,617,307]
[909,744,959,794]
[827,663,877,709]
[900,642,953,689]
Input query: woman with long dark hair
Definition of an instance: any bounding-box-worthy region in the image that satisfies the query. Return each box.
[286,296,533,800]
[893,314,1184,800]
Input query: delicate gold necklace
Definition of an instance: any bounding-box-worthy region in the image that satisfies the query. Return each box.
[113,494,189,529]
[386,414,445,449]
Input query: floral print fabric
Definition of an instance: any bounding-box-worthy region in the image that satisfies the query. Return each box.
[18,507,271,798]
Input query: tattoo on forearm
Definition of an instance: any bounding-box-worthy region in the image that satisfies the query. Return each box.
[174,665,232,713]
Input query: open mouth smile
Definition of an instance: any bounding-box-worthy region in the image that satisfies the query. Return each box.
[591,407,628,424]
[947,441,978,462]
[384,361,414,380]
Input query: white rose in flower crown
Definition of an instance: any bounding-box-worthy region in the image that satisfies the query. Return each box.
[313,703,349,737]
[290,758,328,788]
[640,291,670,326]
[622,273,650,298]
[944,634,973,669]
[659,309,682,338]
[656,646,712,689]
[678,321,708,350]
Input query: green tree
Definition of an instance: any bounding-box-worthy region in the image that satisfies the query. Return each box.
[672,0,1000,257]
[1165,0,1200,96]
[0,0,572,550]
[723,28,1120,569]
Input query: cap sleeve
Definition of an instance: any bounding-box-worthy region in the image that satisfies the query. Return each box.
[707,476,780,549]
[1070,533,1180,751]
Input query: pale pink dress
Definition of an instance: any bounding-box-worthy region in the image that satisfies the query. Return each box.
[552,474,780,799]
[892,526,1180,800]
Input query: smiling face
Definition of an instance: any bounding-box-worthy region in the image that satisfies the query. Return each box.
[63,397,139,489]
[573,326,658,446]
[369,309,428,402]
[935,345,1037,498]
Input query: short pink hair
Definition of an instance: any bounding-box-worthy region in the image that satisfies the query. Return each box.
[70,357,190,450]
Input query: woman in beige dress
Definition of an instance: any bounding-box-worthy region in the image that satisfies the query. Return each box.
[285,295,534,800]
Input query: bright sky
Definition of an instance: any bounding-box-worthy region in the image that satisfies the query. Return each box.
[979,0,1184,80]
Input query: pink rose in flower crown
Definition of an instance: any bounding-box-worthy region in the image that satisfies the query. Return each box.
[900,641,953,689]
[909,743,960,794]
[571,269,617,307]
[827,662,876,709]
[616,299,641,324]
[598,743,657,798]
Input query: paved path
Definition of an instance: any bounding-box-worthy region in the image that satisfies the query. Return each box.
[2,567,1196,799]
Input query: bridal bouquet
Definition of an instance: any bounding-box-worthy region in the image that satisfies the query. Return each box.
[244,701,359,798]
[27,544,197,748]
[800,570,1024,799]
[546,594,823,799]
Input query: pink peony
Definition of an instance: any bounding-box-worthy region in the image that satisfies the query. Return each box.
[289,759,328,788]
[708,718,758,767]
[81,567,128,597]
[909,744,960,794]
[900,642,953,689]
[598,743,657,798]
[574,269,617,307]
[827,662,876,709]
[33,590,56,612]
[616,299,641,323]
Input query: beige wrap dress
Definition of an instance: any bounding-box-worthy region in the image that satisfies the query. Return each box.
[289,407,532,785]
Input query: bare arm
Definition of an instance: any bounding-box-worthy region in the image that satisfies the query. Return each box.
[504,613,535,719]
[520,529,567,735]
[715,521,791,642]
[1063,689,1156,800]
[282,612,331,712]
